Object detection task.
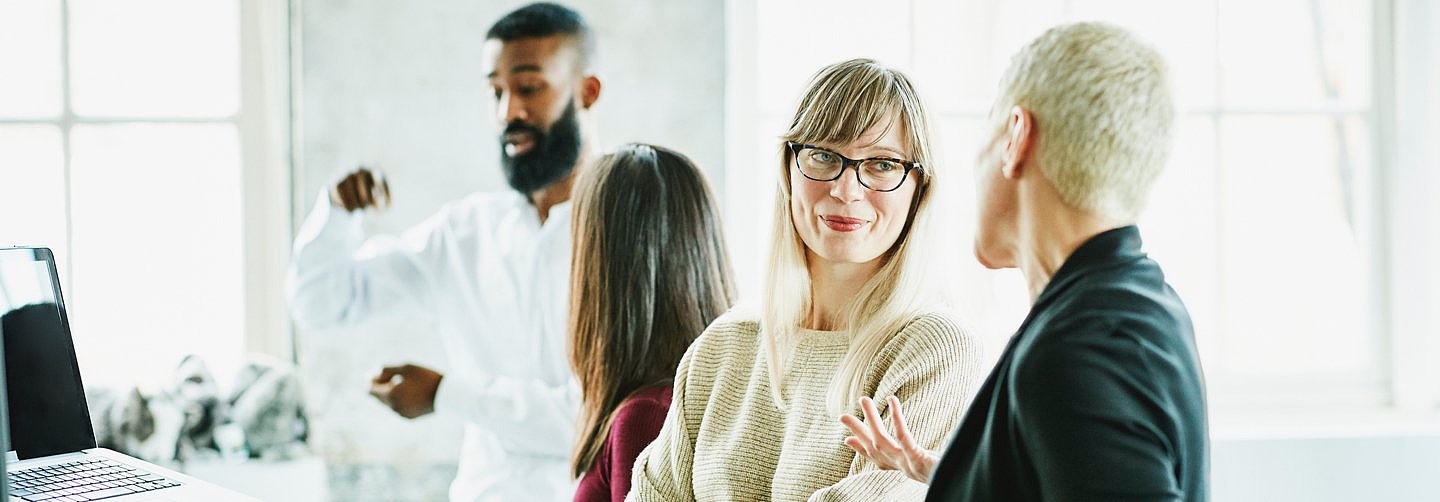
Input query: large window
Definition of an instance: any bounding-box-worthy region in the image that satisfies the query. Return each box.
[0,0,289,388]
[725,0,1429,414]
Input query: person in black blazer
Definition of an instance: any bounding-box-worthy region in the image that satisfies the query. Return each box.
[840,22,1209,501]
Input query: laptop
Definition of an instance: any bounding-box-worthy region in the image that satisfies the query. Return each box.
[2,329,10,502]
[1,247,254,501]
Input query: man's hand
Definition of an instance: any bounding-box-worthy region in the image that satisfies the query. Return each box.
[840,395,939,484]
[369,364,442,419]
[331,167,391,212]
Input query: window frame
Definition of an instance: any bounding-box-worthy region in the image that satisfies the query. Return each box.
[722,0,1440,418]
[0,0,294,366]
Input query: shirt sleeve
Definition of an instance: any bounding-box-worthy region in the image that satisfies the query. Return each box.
[285,192,436,329]
[626,347,700,502]
[430,371,579,458]
[608,396,670,501]
[1012,315,1189,501]
[808,313,984,502]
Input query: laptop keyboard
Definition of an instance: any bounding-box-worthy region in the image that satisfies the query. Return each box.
[8,457,181,501]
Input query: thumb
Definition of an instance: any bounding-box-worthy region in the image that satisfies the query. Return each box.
[372,366,404,385]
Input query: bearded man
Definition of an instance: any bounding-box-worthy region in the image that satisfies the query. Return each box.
[286,4,603,500]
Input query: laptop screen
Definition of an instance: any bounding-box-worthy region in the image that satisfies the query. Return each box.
[0,248,96,460]
[1,323,9,499]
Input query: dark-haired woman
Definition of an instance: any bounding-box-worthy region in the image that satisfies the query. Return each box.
[568,144,737,502]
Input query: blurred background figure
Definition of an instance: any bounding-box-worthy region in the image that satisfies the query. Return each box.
[285,3,604,500]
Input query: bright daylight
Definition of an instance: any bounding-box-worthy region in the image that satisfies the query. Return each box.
[0,0,1437,501]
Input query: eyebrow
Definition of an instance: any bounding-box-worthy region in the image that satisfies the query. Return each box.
[816,143,908,159]
[486,63,544,79]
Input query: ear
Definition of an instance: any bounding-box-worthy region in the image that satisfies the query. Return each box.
[579,75,601,109]
[1002,106,1034,180]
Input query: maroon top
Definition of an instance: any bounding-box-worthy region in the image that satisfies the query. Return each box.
[573,384,673,502]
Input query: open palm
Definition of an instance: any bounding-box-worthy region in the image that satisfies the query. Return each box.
[840,396,939,484]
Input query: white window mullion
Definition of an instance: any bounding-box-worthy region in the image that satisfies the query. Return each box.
[1387,0,1440,411]
[60,0,75,295]
[238,0,294,361]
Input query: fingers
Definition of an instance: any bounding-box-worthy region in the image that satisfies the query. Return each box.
[859,397,900,452]
[375,174,391,207]
[332,167,389,212]
[369,377,394,406]
[372,365,403,385]
[332,171,362,211]
[839,413,875,448]
[369,366,403,409]
[844,436,872,459]
[887,396,917,449]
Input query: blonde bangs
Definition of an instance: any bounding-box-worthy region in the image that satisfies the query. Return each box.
[781,60,933,173]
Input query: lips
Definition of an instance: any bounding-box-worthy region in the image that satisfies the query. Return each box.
[821,215,868,232]
[504,131,536,157]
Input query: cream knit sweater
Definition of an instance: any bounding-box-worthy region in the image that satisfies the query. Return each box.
[626,310,982,501]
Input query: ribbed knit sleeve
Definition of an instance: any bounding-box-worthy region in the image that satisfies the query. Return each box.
[810,313,983,500]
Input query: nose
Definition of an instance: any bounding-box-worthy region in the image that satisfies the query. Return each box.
[498,91,527,125]
[829,165,866,202]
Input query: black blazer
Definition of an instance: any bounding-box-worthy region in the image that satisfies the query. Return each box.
[928,226,1208,501]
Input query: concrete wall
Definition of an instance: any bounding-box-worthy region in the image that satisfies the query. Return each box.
[293,1,725,499]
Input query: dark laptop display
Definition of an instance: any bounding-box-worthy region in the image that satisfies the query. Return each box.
[2,327,10,501]
[0,247,96,460]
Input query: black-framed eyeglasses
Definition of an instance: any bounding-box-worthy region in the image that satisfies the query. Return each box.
[786,142,924,192]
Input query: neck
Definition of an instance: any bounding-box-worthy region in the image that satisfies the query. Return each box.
[804,253,881,330]
[1014,186,1124,303]
[528,153,587,224]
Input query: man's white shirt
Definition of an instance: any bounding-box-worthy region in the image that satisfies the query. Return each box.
[287,190,576,501]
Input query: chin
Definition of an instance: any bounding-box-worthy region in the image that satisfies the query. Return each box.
[973,240,1012,270]
[810,242,883,267]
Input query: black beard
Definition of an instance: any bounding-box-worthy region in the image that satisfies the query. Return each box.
[500,100,582,195]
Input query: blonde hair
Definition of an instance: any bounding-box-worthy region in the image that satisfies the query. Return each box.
[992,22,1175,221]
[763,59,941,415]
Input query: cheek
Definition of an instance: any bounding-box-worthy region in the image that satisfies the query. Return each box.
[872,189,916,241]
[790,177,822,218]
[533,90,569,125]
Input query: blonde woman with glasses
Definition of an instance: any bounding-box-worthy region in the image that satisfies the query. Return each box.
[627,59,982,501]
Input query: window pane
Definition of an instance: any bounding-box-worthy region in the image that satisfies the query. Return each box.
[1140,117,1220,368]
[1218,115,1374,376]
[933,116,1029,368]
[728,114,788,301]
[69,0,240,118]
[1071,0,1218,110]
[68,123,244,387]
[933,115,988,221]
[912,0,1066,114]
[0,126,68,270]
[755,0,913,115]
[1218,0,1370,109]
[0,0,63,118]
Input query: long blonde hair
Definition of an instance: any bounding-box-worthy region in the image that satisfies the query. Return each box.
[762,59,942,415]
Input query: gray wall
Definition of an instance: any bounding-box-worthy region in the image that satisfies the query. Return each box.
[293,1,724,499]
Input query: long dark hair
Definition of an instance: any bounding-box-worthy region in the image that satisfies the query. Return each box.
[567,143,737,477]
